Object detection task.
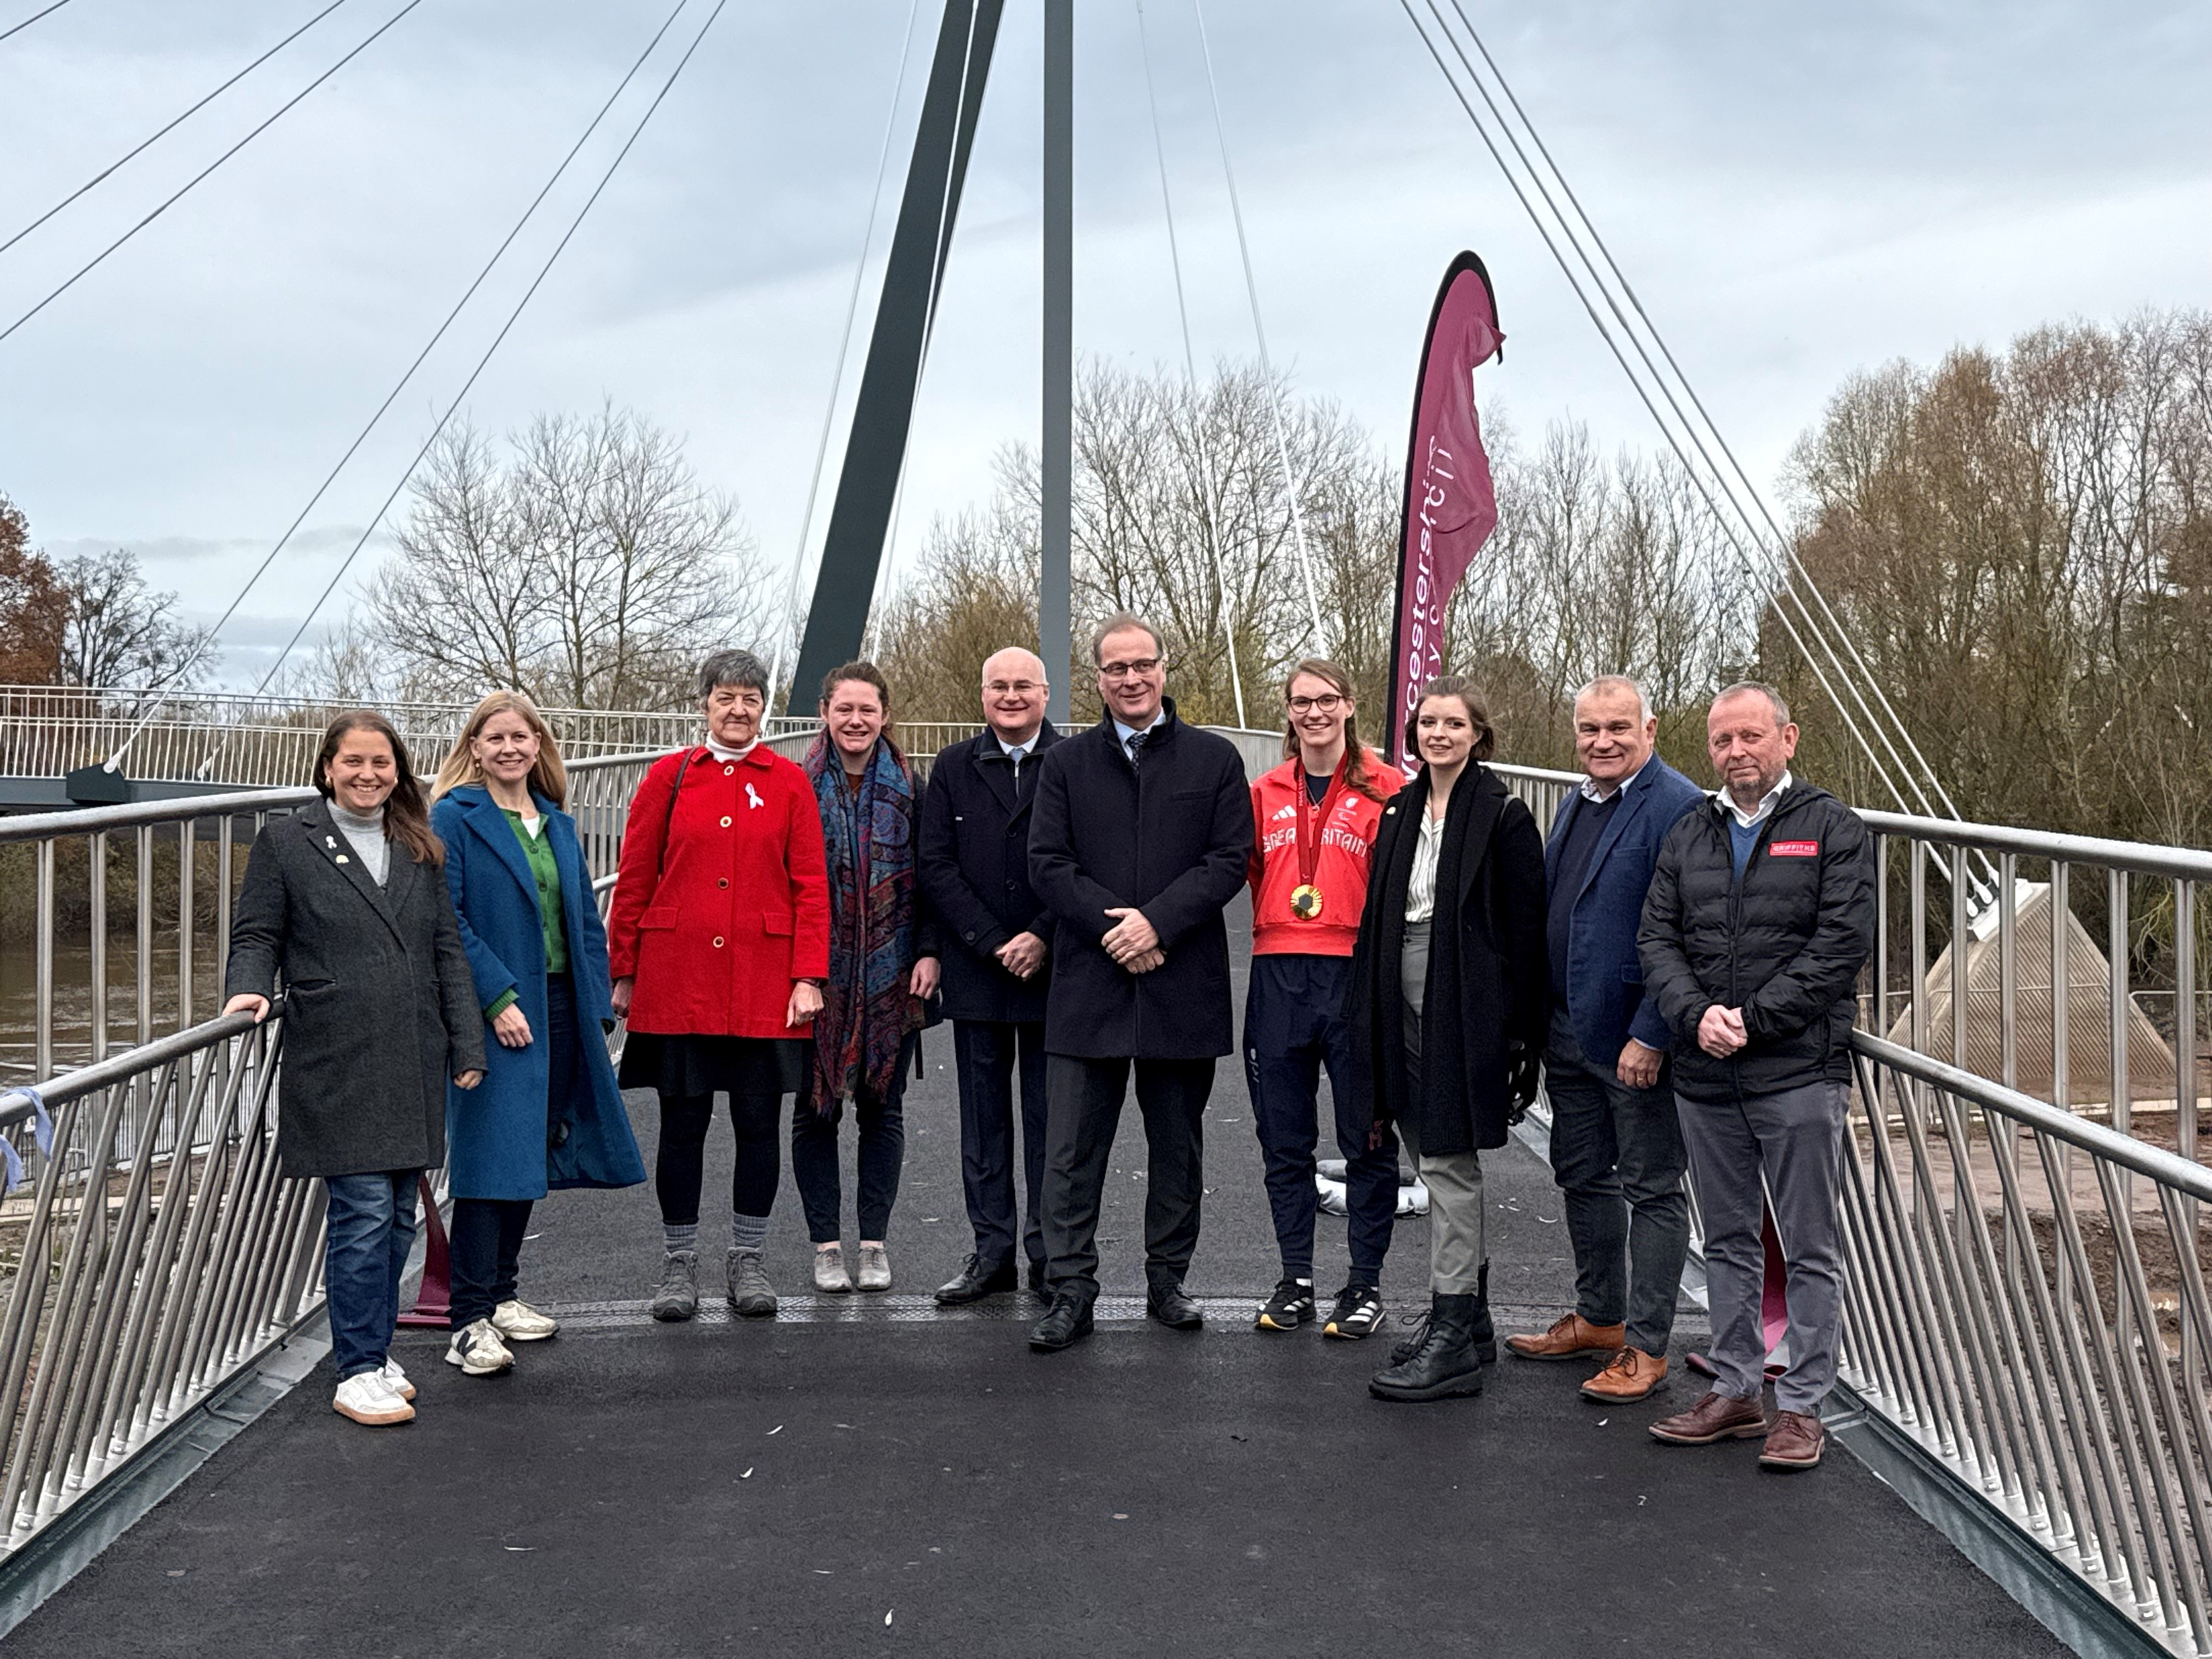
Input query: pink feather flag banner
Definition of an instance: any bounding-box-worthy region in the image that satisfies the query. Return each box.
[1387,252,1504,774]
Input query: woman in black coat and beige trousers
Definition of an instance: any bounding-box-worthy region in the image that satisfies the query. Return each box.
[224,712,486,1427]
[1349,677,1548,1402]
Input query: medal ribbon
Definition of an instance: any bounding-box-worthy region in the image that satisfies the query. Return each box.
[1295,757,1351,898]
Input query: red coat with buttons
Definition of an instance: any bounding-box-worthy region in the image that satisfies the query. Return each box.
[607,745,832,1039]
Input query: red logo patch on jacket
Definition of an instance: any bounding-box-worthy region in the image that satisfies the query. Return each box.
[1769,839,1820,857]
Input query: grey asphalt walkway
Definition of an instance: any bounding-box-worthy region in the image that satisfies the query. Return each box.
[6,899,2069,1657]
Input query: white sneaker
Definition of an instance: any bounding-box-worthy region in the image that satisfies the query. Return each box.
[381,1357,416,1401]
[814,1245,853,1294]
[490,1299,558,1342]
[444,1317,515,1376]
[855,1243,891,1292]
[333,1370,414,1425]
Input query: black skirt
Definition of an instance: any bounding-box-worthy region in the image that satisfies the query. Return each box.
[618,1031,806,1101]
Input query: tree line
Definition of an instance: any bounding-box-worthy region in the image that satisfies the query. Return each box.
[3,308,2205,850]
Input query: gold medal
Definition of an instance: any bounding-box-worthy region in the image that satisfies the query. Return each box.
[1290,883,1325,921]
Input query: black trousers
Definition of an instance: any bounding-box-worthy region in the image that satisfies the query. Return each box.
[449,1197,533,1329]
[952,1019,1049,1269]
[1041,1055,1215,1303]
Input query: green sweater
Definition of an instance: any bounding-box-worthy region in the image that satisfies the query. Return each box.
[484,808,568,1020]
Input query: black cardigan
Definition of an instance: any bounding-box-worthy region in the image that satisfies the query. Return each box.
[1348,764,1548,1154]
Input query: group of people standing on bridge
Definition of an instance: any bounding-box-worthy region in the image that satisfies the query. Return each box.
[221,612,1874,1473]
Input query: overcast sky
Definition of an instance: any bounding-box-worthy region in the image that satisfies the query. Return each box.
[1,0,2205,688]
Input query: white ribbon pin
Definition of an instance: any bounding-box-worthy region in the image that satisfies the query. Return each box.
[745,783,765,810]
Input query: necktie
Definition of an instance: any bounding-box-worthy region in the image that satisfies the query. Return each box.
[1126,729,1148,767]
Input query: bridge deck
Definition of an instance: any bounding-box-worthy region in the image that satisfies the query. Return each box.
[7,916,2070,1657]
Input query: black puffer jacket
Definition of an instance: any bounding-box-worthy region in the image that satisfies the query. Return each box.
[1636,780,1874,1101]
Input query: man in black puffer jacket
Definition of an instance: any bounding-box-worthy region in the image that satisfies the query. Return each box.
[1636,683,1873,1471]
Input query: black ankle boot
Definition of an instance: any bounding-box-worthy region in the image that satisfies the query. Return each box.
[1469,1262,1496,1364]
[1368,1292,1487,1402]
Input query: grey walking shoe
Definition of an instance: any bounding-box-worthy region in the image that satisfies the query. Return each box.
[812,1244,853,1294]
[855,1243,891,1292]
[728,1247,778,1318]
[651,1251,698,1322]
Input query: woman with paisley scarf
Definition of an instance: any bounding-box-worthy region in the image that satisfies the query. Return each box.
[796,662,940,1294]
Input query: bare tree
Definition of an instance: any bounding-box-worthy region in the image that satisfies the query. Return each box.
[365,404,769,709]
[52,548,219,690]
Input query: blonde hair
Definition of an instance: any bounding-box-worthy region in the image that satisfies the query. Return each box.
[431,690,569,808]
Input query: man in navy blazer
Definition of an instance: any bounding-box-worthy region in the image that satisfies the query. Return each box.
[1505,675,1704,1402]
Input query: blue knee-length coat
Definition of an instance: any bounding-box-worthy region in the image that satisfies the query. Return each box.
[432,785,647,1200]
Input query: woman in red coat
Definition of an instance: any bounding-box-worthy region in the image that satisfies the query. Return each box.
[608,649,830,1323]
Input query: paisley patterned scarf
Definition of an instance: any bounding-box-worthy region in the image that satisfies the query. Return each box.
[803,732,925,1110]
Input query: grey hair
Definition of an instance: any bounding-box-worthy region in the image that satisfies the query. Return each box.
[1090,611,1165,666]
[1713,680,1791,727]
[1573,674,1654,726]
[696,648,770,704]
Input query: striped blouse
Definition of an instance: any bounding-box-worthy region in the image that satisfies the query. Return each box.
[1406,808,1445,923]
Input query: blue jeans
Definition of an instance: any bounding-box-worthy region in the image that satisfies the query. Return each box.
[1543,1008,1690,1355]
[323,1170,421,1380]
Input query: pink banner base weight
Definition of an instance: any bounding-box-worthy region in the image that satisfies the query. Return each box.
[395,1171,453,1329]
[1685,1205,1791,1383]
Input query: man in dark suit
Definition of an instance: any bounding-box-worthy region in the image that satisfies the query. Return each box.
[919,646,1063,1303]
[1025,613,1253,1351]
[1505,675,1705,1402]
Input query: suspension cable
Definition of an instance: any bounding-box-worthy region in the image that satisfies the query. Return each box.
[241,0,731,703]
[1420,3,1954,838]
[768,0,923,712]
[0,0,427,347]
[1400,0,1966,848]
[1137,0,1244,727]
[115,0,695,765]
[1444,2,1967,831]
[1189,0,1324,650]
[1,2,352,261]
[106,0,714,773]
[0,1,74,46]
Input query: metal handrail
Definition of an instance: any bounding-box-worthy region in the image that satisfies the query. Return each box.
[0,998,316,1556]
[0,788,318,846]
[1842,1028,2212,1656]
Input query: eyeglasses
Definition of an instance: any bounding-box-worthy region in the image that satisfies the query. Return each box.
[1286,693,1343,714]
[1098,657,1163,681]
[985,680,1044,696]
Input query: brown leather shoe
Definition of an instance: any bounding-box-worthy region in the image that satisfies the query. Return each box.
[1505,1312,1626,1361]
[1581,1346,1668,1402]
[1759,1409,1827,1470]
[1649,1388,1768,1444]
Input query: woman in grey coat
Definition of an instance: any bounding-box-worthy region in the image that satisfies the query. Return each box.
[223,711,486,1428]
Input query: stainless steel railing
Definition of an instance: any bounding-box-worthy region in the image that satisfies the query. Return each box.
[1840,1031,2212,1657]
[0,1002,316,1555]
[1490,763,2212,1152]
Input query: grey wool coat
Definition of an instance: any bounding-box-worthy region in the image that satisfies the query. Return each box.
[224,799,487,1180]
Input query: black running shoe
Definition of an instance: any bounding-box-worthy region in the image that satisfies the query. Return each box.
[1323,1283,1385,1340]
[1256,1277,1316,1331]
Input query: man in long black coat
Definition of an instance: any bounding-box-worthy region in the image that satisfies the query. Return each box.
[1024,613,1253,1351]
[919,646,1063,1303]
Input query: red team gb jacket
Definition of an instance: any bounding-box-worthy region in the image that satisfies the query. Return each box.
[1247,749,1402,958]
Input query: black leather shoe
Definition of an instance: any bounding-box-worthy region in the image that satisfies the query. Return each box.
[935,1254,1018,1305]
[1147,1285,1204,1330]
[1026,1259,1048,1294]
[1029,1293,1094,1352]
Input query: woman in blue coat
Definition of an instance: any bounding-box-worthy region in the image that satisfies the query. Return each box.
[430,691,647,1377]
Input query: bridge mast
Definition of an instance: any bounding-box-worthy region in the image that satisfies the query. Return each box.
[791,2,1005,707]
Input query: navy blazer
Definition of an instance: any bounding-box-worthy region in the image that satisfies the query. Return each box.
[918,722,1062,1025]
[431,786,646,1201]
[1544,757,1705,1062]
